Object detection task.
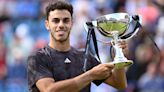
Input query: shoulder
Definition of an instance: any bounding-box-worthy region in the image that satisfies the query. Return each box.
[70,47,85,55]
[70,47,98,60]
[29,46,51,58]
[27,46,51,65]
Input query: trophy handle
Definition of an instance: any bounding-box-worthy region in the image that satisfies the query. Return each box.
[120,15,142,39]
[83,22,101,72]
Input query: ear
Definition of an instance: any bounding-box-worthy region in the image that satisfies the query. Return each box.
[45,20,50,31]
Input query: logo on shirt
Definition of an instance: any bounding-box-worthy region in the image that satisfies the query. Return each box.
[64,58,71,63]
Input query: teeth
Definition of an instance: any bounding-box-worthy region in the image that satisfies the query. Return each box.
[57,30,65,32]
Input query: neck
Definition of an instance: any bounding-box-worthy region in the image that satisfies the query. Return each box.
[49,37,71,52]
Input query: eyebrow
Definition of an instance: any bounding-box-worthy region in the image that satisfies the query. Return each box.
[52,17,71,20]
[51,17,71,23]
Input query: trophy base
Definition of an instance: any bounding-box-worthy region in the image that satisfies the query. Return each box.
[111,60,133,69]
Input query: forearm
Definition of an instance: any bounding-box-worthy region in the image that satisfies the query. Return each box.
[113,68,127,88]
[47,71,93,92]
[105,68,127,90]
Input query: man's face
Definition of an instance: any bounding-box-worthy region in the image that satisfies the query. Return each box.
[45,9,73,42]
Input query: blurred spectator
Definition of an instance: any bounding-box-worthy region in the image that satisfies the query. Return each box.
[137,0,159,29]
[125,0,147,15]
[31,38,48,53]
[113,0,126,13]
[71,0,91,49]
[7,23,34,65]
[137,61,162,92]
[9,0,40,19]
[5,23,34,92]
[0,34,7,92]
[155,16,164,50]
[154,0,164,50]
[126,25,161,92]
[137,52,164,92]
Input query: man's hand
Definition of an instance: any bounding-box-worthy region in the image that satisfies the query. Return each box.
[117,40,127,49]
[88,63,114,80]
[109,39,129,58]
[117,39,129,56]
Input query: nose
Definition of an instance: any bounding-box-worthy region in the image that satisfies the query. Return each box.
[58,21,64,29]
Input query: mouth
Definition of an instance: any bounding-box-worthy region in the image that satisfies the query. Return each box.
[57,30,66,36]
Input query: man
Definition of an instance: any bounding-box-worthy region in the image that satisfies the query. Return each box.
[28,1,128,92]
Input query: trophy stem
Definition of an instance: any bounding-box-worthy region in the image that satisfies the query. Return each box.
[111,31,128,62]
[113,45,128,62]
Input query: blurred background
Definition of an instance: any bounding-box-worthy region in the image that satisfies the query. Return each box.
[0,0,164,92]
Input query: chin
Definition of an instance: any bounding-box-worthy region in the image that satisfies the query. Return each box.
[53,34,69,42]
[57,38,68,42]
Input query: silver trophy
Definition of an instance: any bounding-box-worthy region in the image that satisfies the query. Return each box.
[84,13,142,69]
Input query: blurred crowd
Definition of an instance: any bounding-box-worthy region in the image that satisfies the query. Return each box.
[0,0,164,92]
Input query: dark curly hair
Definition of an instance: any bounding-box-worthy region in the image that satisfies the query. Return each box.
[46,0,73,20]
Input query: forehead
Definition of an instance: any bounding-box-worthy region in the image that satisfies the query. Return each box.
[48,9,72,19]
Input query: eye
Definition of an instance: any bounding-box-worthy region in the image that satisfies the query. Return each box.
[63,18,71,23]
[52,18,60,23]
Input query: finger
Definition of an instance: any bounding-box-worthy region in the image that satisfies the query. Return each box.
[117,40,127,49]
[117,39,126,45]
[119,44,127,49]
[104,63,114,69]
[108,72,112,77]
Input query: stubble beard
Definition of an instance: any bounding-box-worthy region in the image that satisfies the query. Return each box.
[50,31,70,43]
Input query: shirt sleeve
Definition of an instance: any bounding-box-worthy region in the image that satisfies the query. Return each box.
[27,55,53,88]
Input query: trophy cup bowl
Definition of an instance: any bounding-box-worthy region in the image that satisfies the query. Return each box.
[96,13,130,37]
[84,13,141,69]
